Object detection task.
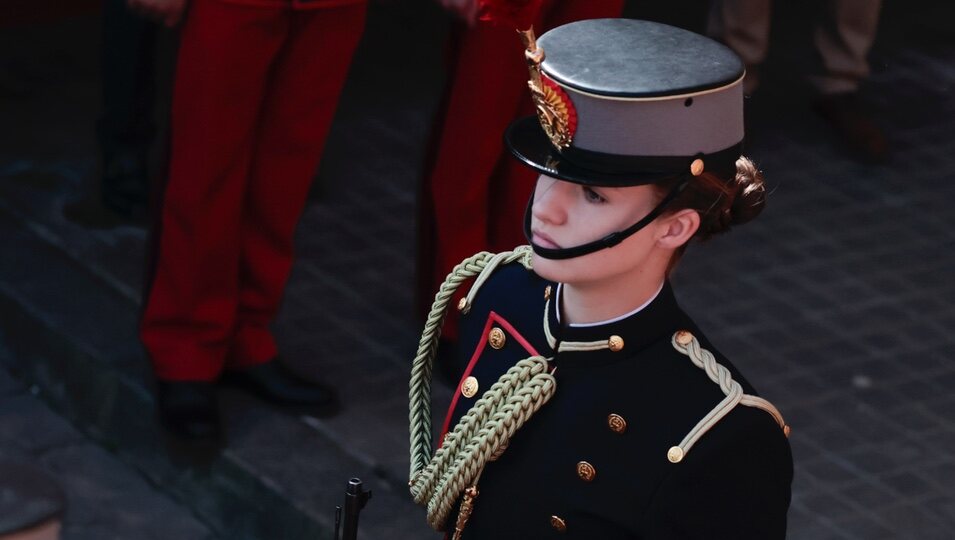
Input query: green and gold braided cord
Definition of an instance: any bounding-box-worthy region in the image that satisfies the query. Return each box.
[409,247,558,531]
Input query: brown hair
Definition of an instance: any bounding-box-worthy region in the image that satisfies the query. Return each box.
[655,156,766,272]
[656,155,766,241]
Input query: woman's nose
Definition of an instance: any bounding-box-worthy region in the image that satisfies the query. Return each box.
[531,176,570,226]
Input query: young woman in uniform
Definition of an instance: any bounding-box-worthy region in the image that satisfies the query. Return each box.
[409,17,793,540]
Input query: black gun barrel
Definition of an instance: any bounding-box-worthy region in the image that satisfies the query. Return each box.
[340,477,372,540]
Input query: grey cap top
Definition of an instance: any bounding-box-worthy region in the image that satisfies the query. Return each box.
[538,19,744,98]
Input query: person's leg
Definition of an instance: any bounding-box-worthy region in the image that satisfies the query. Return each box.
[140,0,286,382]
[706,0,772,94]
[810,0,887,162]
[97,0,157,216]
[228,2,367,368]
[810,0,882,95]
[426,23,530,293]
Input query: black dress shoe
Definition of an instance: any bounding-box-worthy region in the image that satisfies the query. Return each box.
[156,381,222,443]
[812,92,889,164]
[223,359,340,417]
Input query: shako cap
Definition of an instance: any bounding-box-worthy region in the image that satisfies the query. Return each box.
[505,18,746,187]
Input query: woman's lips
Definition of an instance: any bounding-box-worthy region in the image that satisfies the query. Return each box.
[532,230,561,249]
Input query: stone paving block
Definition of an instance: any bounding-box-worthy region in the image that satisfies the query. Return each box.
[0,361,212,540]
[873,503,952,540]
[788,520,850,540]
[880,470,936,499]
[0,394,81,454]
[827,515,898,540]
[799,490,861,524]
[922,495,955,530]
[838,479,902,510]
[0,359,25,396]
[43,444,214,540]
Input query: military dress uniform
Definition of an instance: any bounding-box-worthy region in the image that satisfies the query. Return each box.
[408,18,793,540]
[438,262,792,539]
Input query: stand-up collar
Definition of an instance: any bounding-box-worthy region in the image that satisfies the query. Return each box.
[544,281,685,368]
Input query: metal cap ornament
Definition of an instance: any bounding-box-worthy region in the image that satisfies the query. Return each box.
[500,18,748,260]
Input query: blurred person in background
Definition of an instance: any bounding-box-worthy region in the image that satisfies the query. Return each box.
[708,0,888,162]
[132,0,367,447]
[418,0,623,366]
[63,0,163,227]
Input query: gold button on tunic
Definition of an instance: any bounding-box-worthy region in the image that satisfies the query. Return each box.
[461,376,479,398]
[488,327,506,349]
[576,461,596,482]
[608,414,627,434]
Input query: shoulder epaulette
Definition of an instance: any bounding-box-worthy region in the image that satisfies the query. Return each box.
[665,330,790,464]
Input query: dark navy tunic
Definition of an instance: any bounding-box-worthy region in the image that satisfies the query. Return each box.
[439,263,792,539]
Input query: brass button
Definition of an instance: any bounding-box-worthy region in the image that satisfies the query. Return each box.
[576,461,596,482]
[783,424,791,438]
[461,376,479,398]
[608,414,627,434]
[544,285,552,300]
[488,327,506,349]
[550,515,567,532]
[690,158,705,176]
[608,335,624,352]
[457,297,468,312]
[667,446,684,463]
[674,330,694,346]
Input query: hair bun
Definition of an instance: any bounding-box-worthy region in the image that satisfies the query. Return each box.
[727,156,766,226]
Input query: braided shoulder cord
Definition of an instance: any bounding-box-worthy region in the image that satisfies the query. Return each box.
[424,364,555,529]
[408,247,533,481]
[668,331,789,463]
[410,356,549,505]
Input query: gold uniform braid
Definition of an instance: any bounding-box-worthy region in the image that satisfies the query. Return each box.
[408,246,559,533]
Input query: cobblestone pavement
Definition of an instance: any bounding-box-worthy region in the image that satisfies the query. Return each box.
[0,1,953,539]
[0,349,214,539]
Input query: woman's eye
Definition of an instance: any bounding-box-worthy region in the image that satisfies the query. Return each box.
[583,186,607,204]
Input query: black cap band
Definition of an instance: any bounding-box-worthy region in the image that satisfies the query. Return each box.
[523,176,691,260]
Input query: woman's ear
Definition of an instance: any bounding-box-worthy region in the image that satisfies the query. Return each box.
[656,209,700,249]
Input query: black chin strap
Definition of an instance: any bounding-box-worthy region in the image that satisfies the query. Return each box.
[523,176,691,260]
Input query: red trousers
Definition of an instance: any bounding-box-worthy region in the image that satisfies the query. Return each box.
[419,0,624,335]
[141,0,366,380]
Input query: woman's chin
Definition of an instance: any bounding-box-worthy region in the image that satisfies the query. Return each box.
[531,253,569,283]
